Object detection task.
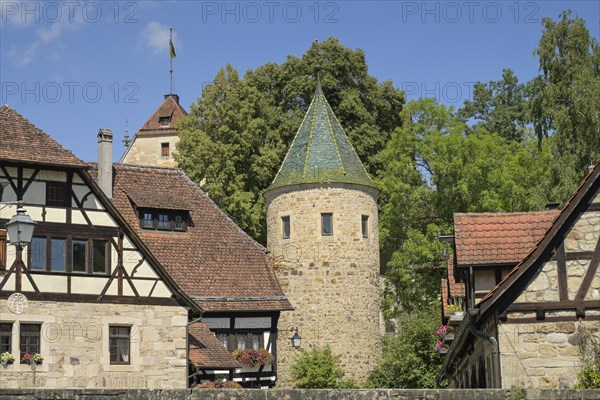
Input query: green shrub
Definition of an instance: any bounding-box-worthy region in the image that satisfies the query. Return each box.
[290,345,344,388]
[575,364,600,389]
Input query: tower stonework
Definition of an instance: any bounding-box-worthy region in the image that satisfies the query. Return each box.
[264,76,382,386]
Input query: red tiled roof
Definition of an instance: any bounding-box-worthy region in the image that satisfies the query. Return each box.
[103,164,292,313]
[188,322,239,368]
[0,105,85,168]
[480,159,600,309]
[134,94,187,136]
[454,211,559,266]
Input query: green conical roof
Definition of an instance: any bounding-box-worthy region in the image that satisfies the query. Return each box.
[267,82,376,192]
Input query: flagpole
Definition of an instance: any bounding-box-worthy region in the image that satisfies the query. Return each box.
[169,27,173,95]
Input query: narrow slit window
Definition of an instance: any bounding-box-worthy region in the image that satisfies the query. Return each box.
[361,215,369,238]
[321,213,333,236]
[282,216,290,239]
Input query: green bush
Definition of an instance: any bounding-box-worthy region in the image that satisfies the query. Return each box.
[575,364,600,389]
[290,345,344,388]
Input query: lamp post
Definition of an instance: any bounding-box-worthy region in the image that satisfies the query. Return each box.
[5,203,35,292]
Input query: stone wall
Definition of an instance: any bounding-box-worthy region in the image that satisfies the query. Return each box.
[0,300,188,389]
[498,319,598,389]
[265,184,381,386]
[122,135,178,167]
[2,389,600,400]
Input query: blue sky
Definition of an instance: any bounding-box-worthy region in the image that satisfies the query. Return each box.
[1,0,598,162]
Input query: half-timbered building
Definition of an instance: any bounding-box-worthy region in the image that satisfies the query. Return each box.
[0,105,291,388]
[438,163,600,389]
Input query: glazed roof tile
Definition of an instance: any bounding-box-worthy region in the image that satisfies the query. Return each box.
[267,87,375,191]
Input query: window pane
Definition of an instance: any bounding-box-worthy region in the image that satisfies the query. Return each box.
[93,241,107,273]
[237,335,246,350]
[20,324,40,359]
[143,212,153,228]
[174,214,183,229]
[157,214,170,229]
[72,240,87,272]
[362,215,369,238]
[282,216,290,239]
[321,213,333,236]
[0,323,12,354]
[109,326,130,365]
[50,239,65,272]
[161,142,170,156]
[30,237,46,270]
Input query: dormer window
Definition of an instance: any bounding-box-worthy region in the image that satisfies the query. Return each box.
[159,117,171,126]
[138,208,188,232]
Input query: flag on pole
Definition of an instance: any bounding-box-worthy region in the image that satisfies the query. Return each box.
[169,28,176,58]
[170,37,176,58]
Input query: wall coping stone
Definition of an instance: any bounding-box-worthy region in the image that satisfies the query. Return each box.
[1,389,600,400]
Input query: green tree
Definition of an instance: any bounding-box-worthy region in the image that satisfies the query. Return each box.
[368,303,443,388]
[175,38,404,244]
[175,38,404,243]
[530,10,600,202]
[459,68,529,142]
[290,345,345,388]
[378,98,553,314]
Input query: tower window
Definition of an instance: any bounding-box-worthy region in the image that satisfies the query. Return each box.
[159,117,171,126]
[46,181,69,207]
[282,216,290,239]
[361,215,369,238]
[161,142,170,157]
[321,213,333,236]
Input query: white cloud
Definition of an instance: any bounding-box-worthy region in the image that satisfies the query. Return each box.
[141,21,180,56]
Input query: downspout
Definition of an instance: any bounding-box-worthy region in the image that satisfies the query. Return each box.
[186,315,203,388]
[467,309,501,388]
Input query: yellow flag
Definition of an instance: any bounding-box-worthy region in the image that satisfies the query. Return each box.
[170,38,176,59]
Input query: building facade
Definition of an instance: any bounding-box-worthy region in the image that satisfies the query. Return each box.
[264,77,382,385]
[439,164,600,389]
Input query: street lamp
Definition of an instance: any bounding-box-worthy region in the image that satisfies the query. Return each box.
[3,202,35,293]
[6,205,36,248]
[290,331,302,349]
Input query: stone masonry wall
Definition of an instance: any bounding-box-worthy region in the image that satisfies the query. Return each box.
[2,388,600,400]
[0,300,188,389]
[122,135,178,167]
[265,184,381,387]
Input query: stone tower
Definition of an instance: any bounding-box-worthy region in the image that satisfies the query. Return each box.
[120,94,187,167]
[264,69,381,386]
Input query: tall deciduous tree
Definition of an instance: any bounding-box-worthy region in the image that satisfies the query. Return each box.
[176,38,404,243]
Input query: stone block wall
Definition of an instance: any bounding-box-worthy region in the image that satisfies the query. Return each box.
[498,319,598,389]
[0,300,188,389]
[122,135,179,167]
[265,184,382,386]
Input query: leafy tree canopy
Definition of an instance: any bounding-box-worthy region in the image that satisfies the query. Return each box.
[175,38,404,243]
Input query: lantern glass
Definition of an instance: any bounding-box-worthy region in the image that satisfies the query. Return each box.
[6,208,35,246]
[290,332,301,349]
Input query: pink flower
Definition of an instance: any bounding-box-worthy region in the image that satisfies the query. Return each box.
[435,325,447,336]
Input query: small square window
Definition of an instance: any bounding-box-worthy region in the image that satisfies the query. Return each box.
[361,215,369,238]
[142,212,154,228]
[282,216,290,239]
[157,213,170,229]
[159,117,171,126]
[46,181,69,207]
[0,323,12,354]
[321,213,333,236]
[161,142,170,157]
[109,326,131,365]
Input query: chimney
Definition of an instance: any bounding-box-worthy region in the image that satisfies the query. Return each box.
[164,93,179,104]
[97,128,113,199]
